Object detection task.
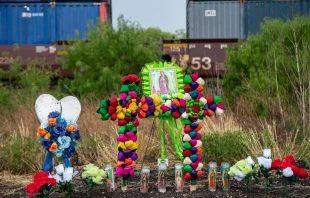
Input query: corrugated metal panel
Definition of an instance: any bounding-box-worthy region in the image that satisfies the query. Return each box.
[187,1,241,39]
[55,3,101,41]
[244,1,301,37]
[0,2,104,44]
[0,3,53,44]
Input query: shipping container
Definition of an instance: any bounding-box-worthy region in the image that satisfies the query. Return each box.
[0,3,54,44]
[187,0,310,39]
[187,1,242,39]
[0,2,107,44]
[244,1,300,36]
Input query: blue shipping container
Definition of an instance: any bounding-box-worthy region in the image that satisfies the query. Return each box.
[187,0,310,39]
[0,3,53,44]
[244,1,301,37]
[0,3,102,44]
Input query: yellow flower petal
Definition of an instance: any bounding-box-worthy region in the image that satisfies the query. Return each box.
[117,142,126,150]
[116,106,123,113]
[117,113,125,119]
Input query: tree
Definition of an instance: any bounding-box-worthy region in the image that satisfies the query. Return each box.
[223,16,310,134]
[62,16,165,98]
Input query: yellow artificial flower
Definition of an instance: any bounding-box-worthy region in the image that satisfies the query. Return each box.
[92,175,103,184]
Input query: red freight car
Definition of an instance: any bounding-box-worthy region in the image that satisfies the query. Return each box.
[162,38,238,77]
[0,45,73,77]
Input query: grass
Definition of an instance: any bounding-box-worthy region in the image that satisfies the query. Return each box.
[1,98,310,174]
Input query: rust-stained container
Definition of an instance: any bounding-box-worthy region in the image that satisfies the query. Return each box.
[162,39,238,77]
[0,45,73,77]
[187,1,242,39]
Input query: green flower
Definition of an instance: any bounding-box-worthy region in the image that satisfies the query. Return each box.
[240,165,253,174]
[236,160,247,168]
[228,165,238,176]
[92,175,103,184]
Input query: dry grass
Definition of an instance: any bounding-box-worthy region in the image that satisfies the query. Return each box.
[1,99,310,174]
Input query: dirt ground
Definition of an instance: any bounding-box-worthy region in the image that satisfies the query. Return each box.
[1,170,310,198]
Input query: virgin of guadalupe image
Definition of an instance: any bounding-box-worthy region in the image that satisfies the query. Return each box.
[158,171,166,189]
[175,170,183,190]
[222,169,230,187]
[158,70,170,95]
[141,173,149,191]
[209,169,216,188]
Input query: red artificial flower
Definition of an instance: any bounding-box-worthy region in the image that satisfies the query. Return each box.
[128,74,139,83]
[280,162,292,169]
[35,177,56,192]
[26,183,37,196]
[284,155,297,163]
[298,169,309,179]
[110,97,118,107]
[121,76,130,84]
[271,159,282,169]
[290,165,301,175]
[192,105,200,113]
[33,171,49,183]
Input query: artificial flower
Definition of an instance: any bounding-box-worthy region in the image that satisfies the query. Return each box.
[58,136,71,149]
[52,173,62,183]
[240,165,253,174]
[257,156,272,169]
[263,149,271,158]
[56,118,67,127]
[55,164,65,175]
[271,159,282,169]
[66,124,77,133]
[26,183,37,196]
[48,118,57,126]
[53,124,66,137]
[284,155,297,163]
[92,175,104,184]
[37,128,48,136]
[234,170,246,181]
[236,160,247,168]
[48,111,61,118]
[41,139,52,149]
[44,132,51,140]
[54,148,63,157]
[63,167,73,182]
[228,165,238,176]
[73,130,81,141]
[49,142,58,152]
[283,167,294,177]
[245,156,255,166]
[63,144,75,158]
[298,169,309,179]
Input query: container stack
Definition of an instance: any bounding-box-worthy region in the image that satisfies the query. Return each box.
[0,0,112,44]
[187,0,310,39]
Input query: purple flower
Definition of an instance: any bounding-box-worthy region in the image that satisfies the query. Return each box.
[52,124,66,138]
[41,139,52,149]
[73,130,81,141]
[48,111,61,118]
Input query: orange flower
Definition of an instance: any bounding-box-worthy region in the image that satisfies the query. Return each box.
[37,128,48,136]
[48,118,57,126]
[49,142,58,152]
[44,132,51,139]
[66,124,77,133]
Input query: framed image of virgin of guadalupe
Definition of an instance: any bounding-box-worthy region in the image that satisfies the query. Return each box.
[141,62,185,99]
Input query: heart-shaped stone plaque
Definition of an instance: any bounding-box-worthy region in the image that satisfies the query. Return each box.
[35,94,81,123]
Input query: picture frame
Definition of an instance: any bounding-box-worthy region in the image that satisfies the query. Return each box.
[141,62,185,99]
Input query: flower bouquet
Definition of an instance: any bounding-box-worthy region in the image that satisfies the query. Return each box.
[228,156,260,192]
[271,155,308,195]
[26,171,56,197]
[37,111,81,172]
[256,149,272,194]
[81,164,107,197]
[52,164,79,197]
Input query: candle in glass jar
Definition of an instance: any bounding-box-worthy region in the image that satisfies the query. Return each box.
[208,162,217,192]
[140,166,150,193]
[175,163,184,192]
